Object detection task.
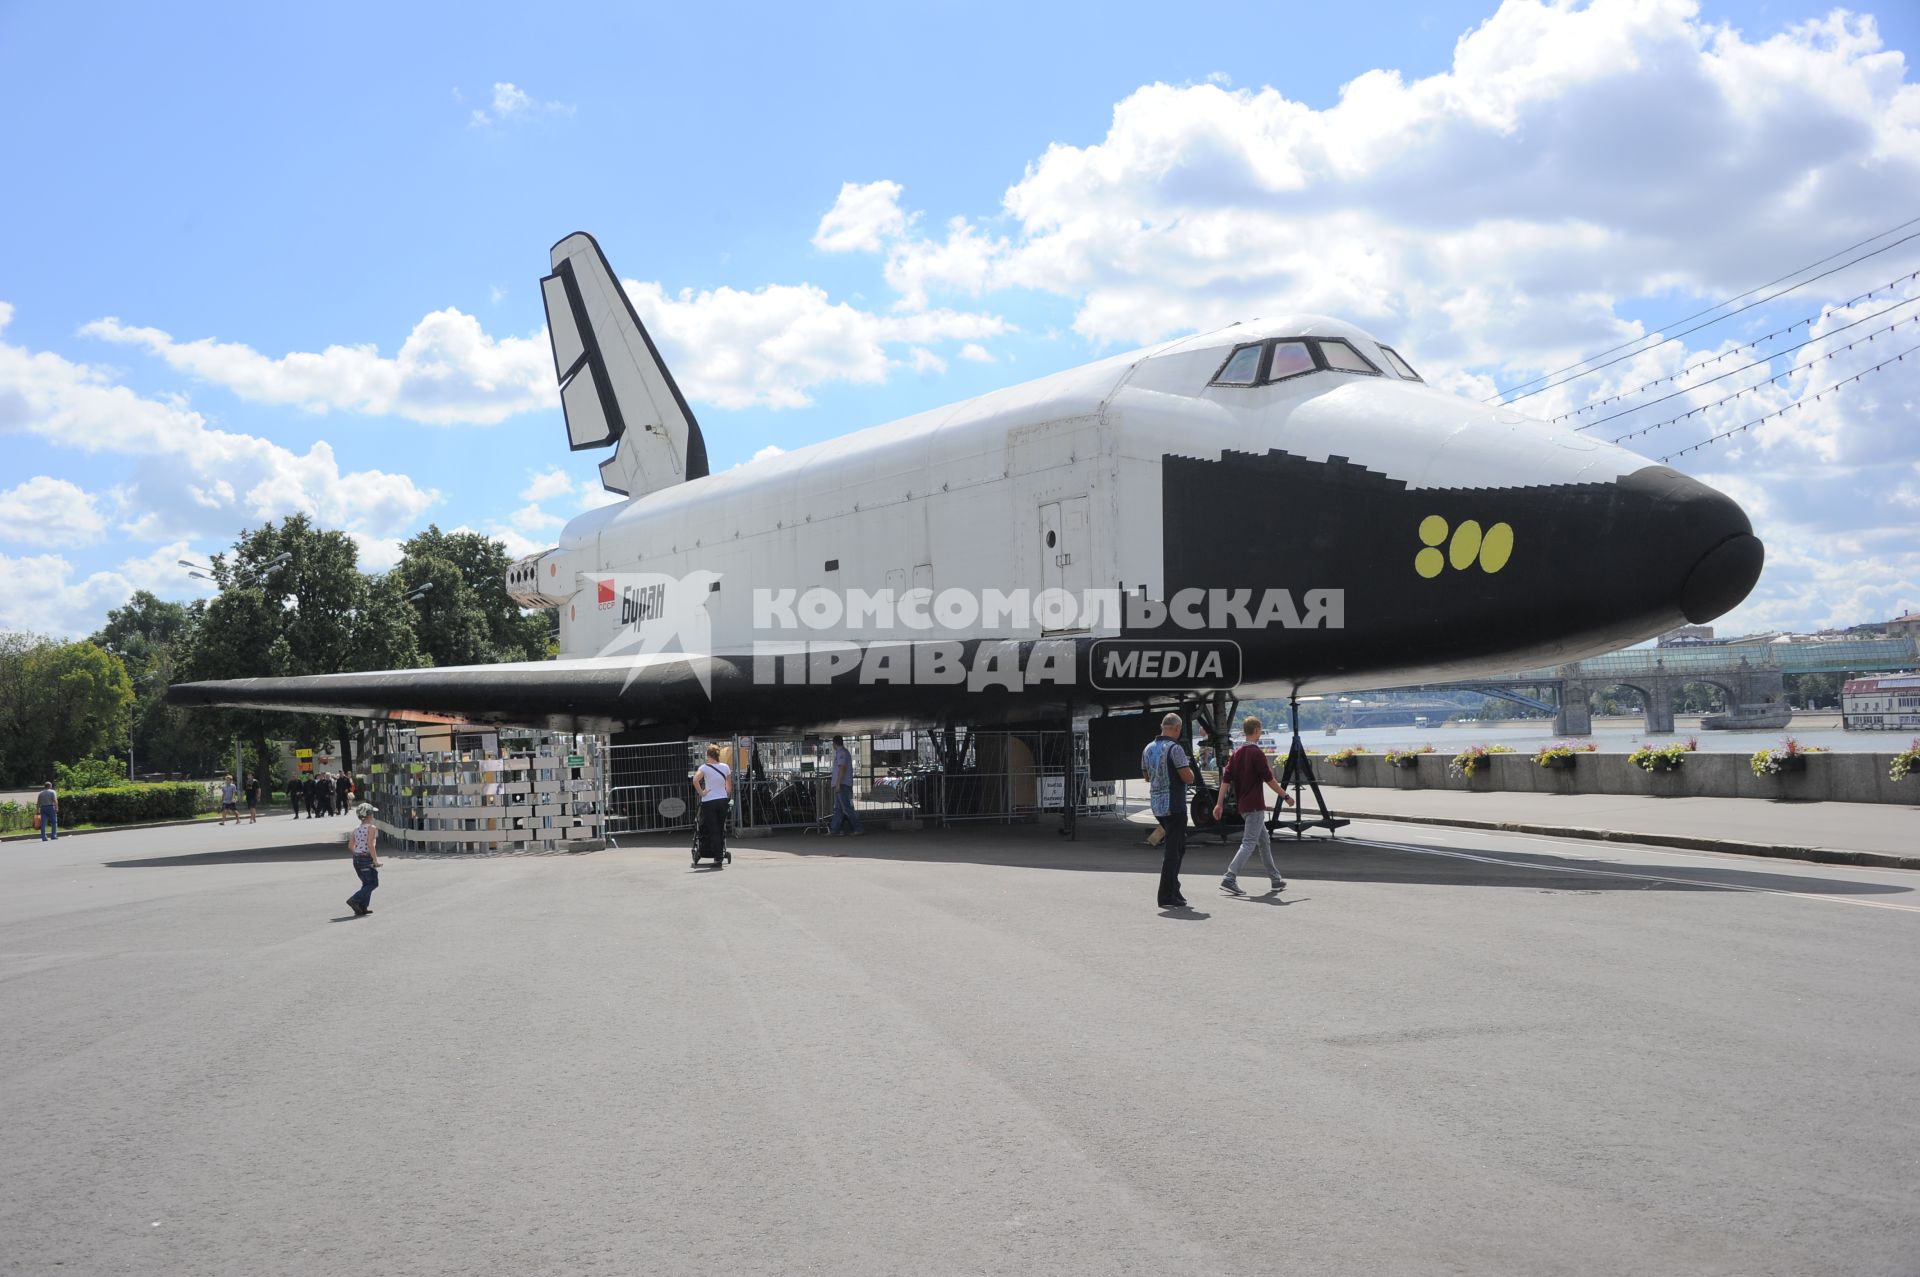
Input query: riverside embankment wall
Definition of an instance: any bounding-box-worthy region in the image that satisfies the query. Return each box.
[1316,752,1919,805]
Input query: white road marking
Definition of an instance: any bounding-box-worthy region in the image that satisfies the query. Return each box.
[1344,833,1920,915]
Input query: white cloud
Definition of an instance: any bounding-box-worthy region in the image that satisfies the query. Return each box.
[957,343,995,364]
[0,476,108,548]
[751,444,786,463]
[813,180,909,253]
[808,0,1920,632]
[468,81,574,126]
[348,533,405,574]
[455,522,548,561]
[520,467,577,502]
[907,347,946,375]
[83,308,555,426]
[622,278,1006,410]
[0,304,439,546]
[0,540,215,638]
[511,503,563,532]
[850,2,1920,362]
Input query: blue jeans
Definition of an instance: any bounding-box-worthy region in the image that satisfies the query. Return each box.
[348,861,378,910]
[829,784,861,833]
[39,810,57,840]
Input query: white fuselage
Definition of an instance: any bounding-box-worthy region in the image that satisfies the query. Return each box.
[534,315,1657,669]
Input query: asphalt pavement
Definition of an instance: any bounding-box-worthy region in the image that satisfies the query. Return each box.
[2,812,1916,1276]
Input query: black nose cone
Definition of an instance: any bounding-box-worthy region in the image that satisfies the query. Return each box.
[1618,466,1764,624]
[1681,532,1764,624]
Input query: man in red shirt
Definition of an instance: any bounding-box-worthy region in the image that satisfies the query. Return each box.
[1212,715,1294,896]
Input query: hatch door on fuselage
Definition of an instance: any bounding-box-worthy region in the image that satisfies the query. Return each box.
[1039,496,1091,633]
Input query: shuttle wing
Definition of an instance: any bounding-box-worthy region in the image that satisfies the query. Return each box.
[167,655,720,735]
[541,232,709,497]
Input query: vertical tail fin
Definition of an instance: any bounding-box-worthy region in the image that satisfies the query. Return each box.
[541,232,709,498]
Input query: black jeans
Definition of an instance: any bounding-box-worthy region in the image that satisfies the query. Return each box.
[349,861,378,910]
[1156,813,1187,906]
[700,799,730,861]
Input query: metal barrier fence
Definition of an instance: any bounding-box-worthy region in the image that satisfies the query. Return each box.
[604,728,1121,840]
[605,739,707,837]
[358,725,606,854]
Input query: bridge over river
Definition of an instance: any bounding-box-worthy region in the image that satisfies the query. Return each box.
[1417,636,1918,735]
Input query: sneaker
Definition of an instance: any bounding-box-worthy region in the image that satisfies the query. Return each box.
[1219,879,1246,896]
[1270,879,1287,892]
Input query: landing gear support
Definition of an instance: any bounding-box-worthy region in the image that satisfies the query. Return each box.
[1191,691,1238,844]
[1275,690,1349,841]
[1059,701,1078,841]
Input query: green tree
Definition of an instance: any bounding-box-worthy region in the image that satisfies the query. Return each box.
[91,592,223,777]
[398,525,548,664]
[180,515,426,776]
[0,635,134,785]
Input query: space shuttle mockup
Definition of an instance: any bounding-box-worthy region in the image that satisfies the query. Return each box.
[170,232,1765,736]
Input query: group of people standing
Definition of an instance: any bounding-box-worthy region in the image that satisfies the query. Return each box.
[1143,712,1293,911]
[288,771,356,819]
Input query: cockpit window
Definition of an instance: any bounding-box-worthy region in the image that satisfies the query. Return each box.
[1380,345,1423,382]
[1213,344,1263,386]
[1319,338,1382,375]
[1265,340,1315,382]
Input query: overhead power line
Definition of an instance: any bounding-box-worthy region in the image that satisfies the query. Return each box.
[1658,337,1920,463]
[1551,269,1920,421]
[1495,226,1920,406]
[1574,293,1920,432]
[1485,212,1920,404]
[1608,314,1920,446]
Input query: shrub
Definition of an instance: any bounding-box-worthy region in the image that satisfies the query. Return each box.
[55,757,134,790]
[56,783,206,827]
[1535,741,1598,766]
[1750,735,1829,777]
[1327,746,1369,767]
[1449,744,1515,778]
[1629,739,1697,772]
[1889,738,1920,783]
[1385,744,1435,767]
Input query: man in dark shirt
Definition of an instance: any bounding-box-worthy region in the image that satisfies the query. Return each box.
[1213,715,1294,896]
[287,774,302,819]
[1142,713,1196,910]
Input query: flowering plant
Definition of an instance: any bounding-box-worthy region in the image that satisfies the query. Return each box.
[1749,736,1828,777]
[1449,744,1515,778]
[1890,738,1920,783]
[1385,744,1435,767]
[1628,739,1697,772]
[1534,741,1598,766]
[1327,746,1369,767]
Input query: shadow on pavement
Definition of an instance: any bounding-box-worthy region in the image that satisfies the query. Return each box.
[103,843,349,868]
[617,821,1914,898]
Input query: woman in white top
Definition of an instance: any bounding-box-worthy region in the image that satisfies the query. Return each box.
[345,802,383,916]
[693,745,732,868]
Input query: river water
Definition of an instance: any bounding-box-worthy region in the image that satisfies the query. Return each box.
[1301,714,1911,755]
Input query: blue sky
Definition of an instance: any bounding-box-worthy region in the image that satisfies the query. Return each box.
[3,0,1919,637]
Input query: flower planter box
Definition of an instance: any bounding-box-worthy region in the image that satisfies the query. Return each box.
[1390,758,1420,770]
[1776,755,1807,774]
[1648,757,1681,773]
[1540,755,1577,771]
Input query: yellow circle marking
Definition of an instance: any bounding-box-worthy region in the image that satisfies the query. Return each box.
[1419,515,1449,546]
[1479,522,1514,573]
[1415,547,1445,578]
[1448,519,1483,571]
